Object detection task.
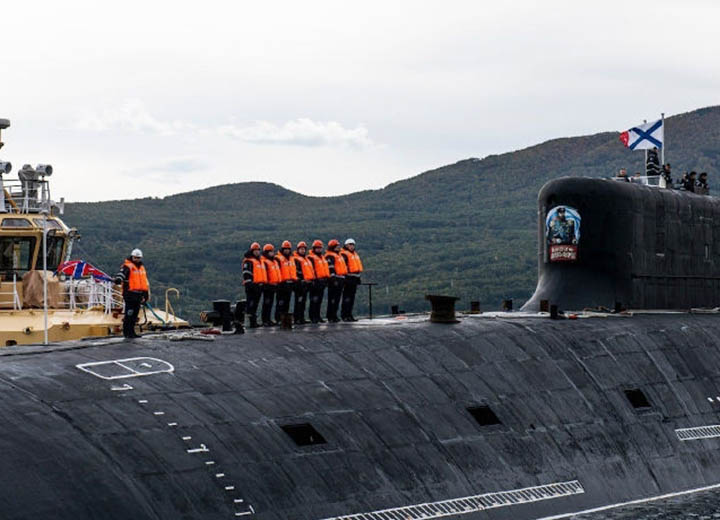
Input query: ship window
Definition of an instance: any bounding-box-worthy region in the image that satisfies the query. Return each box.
[467,405,502,426]
[1,218,32,228]
[625,388,652,409]
[45,220,62,230]
[280,423,327,446]
[0,237,36,278]
[45,236,65,271]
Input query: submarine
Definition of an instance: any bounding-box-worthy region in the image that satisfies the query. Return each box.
[5,176,720,520]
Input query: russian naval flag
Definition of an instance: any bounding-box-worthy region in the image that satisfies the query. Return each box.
[619,119,664,150]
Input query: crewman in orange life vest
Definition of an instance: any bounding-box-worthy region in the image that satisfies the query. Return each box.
[340,238,363,321]
[324,239,348,322]
[293,241,315,324]
[260,244,282,326]
[242,242,266,328]
[114,248,150,339]
[274,240,297,323]
[307,240,330,323]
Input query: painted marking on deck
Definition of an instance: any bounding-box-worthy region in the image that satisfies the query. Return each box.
[168,422,178,427]
[182,436,192,441]
[153,411,165,416]
[76,357,174,380]
[225,485,235,491]
[205,460,215,465]
[235,513,252,517]
[138,399,148,404]
[111,384,133,391]
[319,480,584,520]
[186,444,209,453]
[215,473,225,478]
[676,424,720,441]
[234,499,244,503]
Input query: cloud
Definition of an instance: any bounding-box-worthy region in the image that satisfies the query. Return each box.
[217,118,373,148]
[125,157,209,180]
[75,100,373,148]
[75,99,196,136]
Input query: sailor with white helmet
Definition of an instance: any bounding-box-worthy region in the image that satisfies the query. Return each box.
[114,248,150,339]
[339,238,363,321]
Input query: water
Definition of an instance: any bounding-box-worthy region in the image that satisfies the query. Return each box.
[567,488,720,519]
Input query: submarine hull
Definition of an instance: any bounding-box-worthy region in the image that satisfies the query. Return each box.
[5,315,720,519]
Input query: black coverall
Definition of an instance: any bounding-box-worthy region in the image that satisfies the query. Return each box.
[242,252,263,326]
[340,250,360,319]
[309,278,327,323]
[116,259,148,338]
[325,254,345,321]
[293,255,310,323]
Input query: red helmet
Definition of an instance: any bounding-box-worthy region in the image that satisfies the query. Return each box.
[250,242,261,250]
[328,239,340,248]
[263,243,274,252]
[281,240,292,249]
[312,239,323,248]
[297,241,307,249]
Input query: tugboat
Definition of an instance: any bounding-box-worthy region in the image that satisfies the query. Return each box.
[0,118,188,345]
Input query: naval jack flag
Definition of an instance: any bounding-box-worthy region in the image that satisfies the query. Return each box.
[619,119,664,150]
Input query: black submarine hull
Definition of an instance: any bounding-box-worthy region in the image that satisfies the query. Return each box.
[4,314,720,520]
[523,177,720,312]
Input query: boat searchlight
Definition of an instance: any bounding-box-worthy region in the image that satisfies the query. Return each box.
[0,118,9,150]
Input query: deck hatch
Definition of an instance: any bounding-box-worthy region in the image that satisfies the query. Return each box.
[281,423,327,446]
[624,388,652,409]
[320,480,584,520]
[467,405,502,426]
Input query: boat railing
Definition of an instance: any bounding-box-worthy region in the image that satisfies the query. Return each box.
[0,277,124,313]
[0,177,53,214]
[612,175,666,187]
[0,274,23,310]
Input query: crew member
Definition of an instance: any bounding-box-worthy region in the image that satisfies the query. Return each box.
[698,172,710,195]
[340,238,363,321]
[275,240,297,323]
[307,240,330,323]
[293,241,315,324]
[242,242,266,328]
[260,244,282,326]
[324,239,347,322]
[114,248,150,339]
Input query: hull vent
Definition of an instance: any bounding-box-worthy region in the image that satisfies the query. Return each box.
[676,425,720,441]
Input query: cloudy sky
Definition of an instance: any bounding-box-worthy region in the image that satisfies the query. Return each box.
[2,0,719,201]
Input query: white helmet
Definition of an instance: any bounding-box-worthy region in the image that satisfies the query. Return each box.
[131,248,143,258]
[344,238,356,246]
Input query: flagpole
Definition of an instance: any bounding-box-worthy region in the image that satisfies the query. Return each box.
[643,119,648,175]
[661,112,665,165]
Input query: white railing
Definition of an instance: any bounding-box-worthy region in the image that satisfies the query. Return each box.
[613,175,666,187]
[0,178,51,214]
[62,278,123,313]
[0,274,22,310]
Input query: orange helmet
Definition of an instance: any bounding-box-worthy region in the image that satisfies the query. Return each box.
[297,241,307,249]
[250,242,260,250]
[281,240,292,249]
[328,239,340,248]
[263,243,274,252]
[312,240,323,248]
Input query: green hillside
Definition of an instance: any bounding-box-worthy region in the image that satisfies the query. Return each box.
[63,106,720,322]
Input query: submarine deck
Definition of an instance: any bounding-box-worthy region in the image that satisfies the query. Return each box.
[4,312,720,520]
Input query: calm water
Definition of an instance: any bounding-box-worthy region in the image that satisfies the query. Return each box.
[568,489,720,519]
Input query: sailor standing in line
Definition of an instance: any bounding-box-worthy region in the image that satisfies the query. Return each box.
[274,240,297,323]
[242,242,266,328]
[307,240,330,323]
[324,239,348,323]
[114,248,150,339]
[292,241,315,324]
[340,238,363,321]
[260,244,282,326]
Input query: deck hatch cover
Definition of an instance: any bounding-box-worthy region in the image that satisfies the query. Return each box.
[624,388,652,409]
[281,423,327,446]
[467,405,502,426]
[676,425,720,441]
[76,357,174,380]
[320,480,584,520]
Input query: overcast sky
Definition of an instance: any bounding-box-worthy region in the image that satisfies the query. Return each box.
[2,0,718,201]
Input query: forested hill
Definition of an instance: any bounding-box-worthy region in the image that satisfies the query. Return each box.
[63,106,720,322]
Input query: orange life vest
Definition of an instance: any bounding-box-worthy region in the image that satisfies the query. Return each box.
[247,257,268,284]
[294,253,316,281]
[342,249,363,274]
[262,256,282,285]
[308,252,330,279]
[123,260,149,292]
[325,251,348,276]
[276,252,298,282]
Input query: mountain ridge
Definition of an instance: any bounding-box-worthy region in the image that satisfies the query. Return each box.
[64,105,720,321]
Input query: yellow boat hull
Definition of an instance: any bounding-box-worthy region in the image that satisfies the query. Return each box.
[0,308,189,345]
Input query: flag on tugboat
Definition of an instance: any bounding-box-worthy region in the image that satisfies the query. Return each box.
[619,119,664,150]
[57,260,112,281]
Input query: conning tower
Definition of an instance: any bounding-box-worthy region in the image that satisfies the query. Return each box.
[523,176,720,311]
